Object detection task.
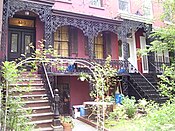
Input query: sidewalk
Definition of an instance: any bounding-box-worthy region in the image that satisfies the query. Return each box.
[73,119,96,131]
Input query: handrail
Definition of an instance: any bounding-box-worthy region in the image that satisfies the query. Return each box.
[42,62,54,99]
[127,60,159,93]
[149,62,162,73]
[127,80,143,99]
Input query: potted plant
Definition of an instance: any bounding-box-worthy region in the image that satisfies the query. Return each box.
[60,116,74,131]
[79,72,88,81]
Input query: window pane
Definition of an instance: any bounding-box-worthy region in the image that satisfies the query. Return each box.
[118,40,122,57]
[54,26,69,57]
[94,33,103,59]
[91,0,102,7]
[25,35,31,54]
[119,0,129,12]
[127,43,130,58]
[11,33,18,52]
[9,18,34,27]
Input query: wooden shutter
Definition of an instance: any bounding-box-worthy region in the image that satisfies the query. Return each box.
[104,33,111,57]
[70,27,78,56]
[84,36,89,55]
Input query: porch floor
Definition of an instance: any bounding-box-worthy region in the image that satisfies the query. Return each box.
[73,119,96,131]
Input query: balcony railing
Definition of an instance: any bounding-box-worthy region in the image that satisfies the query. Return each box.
[44,57,127,75]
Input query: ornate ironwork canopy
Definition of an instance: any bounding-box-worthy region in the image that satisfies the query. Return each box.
[2,0,151,61]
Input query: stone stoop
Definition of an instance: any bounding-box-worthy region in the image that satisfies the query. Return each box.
[130,73,169,103]
[10,72,54,131]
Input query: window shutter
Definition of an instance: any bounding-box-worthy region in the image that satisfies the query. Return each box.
[84,36,89,55]
[105,33,111,57]
[70,27,78,55]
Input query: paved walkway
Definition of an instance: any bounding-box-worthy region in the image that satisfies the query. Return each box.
[73,119,96,131]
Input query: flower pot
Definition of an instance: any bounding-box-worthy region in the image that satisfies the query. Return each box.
[80,77,86,81]
[62,123,72,131]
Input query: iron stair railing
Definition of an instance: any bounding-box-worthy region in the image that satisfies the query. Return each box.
[127,60,160,100]
[41,62,54,105]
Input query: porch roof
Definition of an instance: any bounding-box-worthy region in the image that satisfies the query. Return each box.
[52,10,123,26]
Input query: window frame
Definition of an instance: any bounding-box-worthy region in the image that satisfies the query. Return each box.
[94,33,104,59]
[143,0,153,18]
[118,0,130,13]
[90,0,103,7]
[54,26,70,57]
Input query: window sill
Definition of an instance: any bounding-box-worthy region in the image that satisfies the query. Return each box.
[89,5,105,10]
[118,10,130,14]
[55,0,72,4]
[164,20,175,25]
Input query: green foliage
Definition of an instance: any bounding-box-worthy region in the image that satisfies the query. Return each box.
[80,55,117,100]
[157,64,175,99]
[140,101,175,131]
[1,61,18,84]
[122,96,137,119]
[106,99,175,131]
[108,105,126,121]
[138,0,175,101]
[161,0,175,23]
[0,61,34,131]
[3,97,34,131]
[60,116,74,128]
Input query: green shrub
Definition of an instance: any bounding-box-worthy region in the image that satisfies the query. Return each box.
[122,96,137,119]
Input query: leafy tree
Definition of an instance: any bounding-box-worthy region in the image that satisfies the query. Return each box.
[139,0,175,100]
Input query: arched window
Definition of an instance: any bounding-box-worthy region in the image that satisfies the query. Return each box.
[118,40,123,57]
[54,26,78,57]
[54,26,69,57]
[94,33,104,59]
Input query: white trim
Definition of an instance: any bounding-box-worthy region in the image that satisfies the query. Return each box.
[118,0,131,14]
[140,36,149,73]
[128,31,138,73]
[119,12,153,24]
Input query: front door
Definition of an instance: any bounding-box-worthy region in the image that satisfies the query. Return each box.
[8,28,35,61]
[140,36,149,73]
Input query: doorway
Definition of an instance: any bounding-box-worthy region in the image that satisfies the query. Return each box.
[57,83,70,115]
[8,28,35,61]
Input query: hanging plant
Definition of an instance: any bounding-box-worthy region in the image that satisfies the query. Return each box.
[79,72,88,81]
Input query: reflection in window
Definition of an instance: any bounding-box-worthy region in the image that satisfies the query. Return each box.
[25,35,31,54]
[127,43,130,58]
[54,26,69,57]
[143,0,152,17]
[94,33,103,59]
[118,40,122,57]
[90,0,103,7]
[119,0,129,12]
[11,34,18,52]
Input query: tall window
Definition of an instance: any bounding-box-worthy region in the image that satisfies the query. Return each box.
[94,33,104,59]
[118,40,123,58]
[54,26,78,57]
[54,26,69,57]
[155,51,169,64]
[104,33,111,57]
[143,0,152,17]
[90,0,103,7]
[118,0,129,12]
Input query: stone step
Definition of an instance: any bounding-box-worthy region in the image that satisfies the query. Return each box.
[33,127,53,131]
[28,119,53,128]
[146,94,160,98]
[13,81,43,85]
[142,89,159,94]
[17,77,43,81]
[21,100,50,108]
[11,88,46,96]
[13,94,48,101]
[20,106,52,114]
[9,83,44,87]
[25,112,53,121]
[20,72,42,77]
